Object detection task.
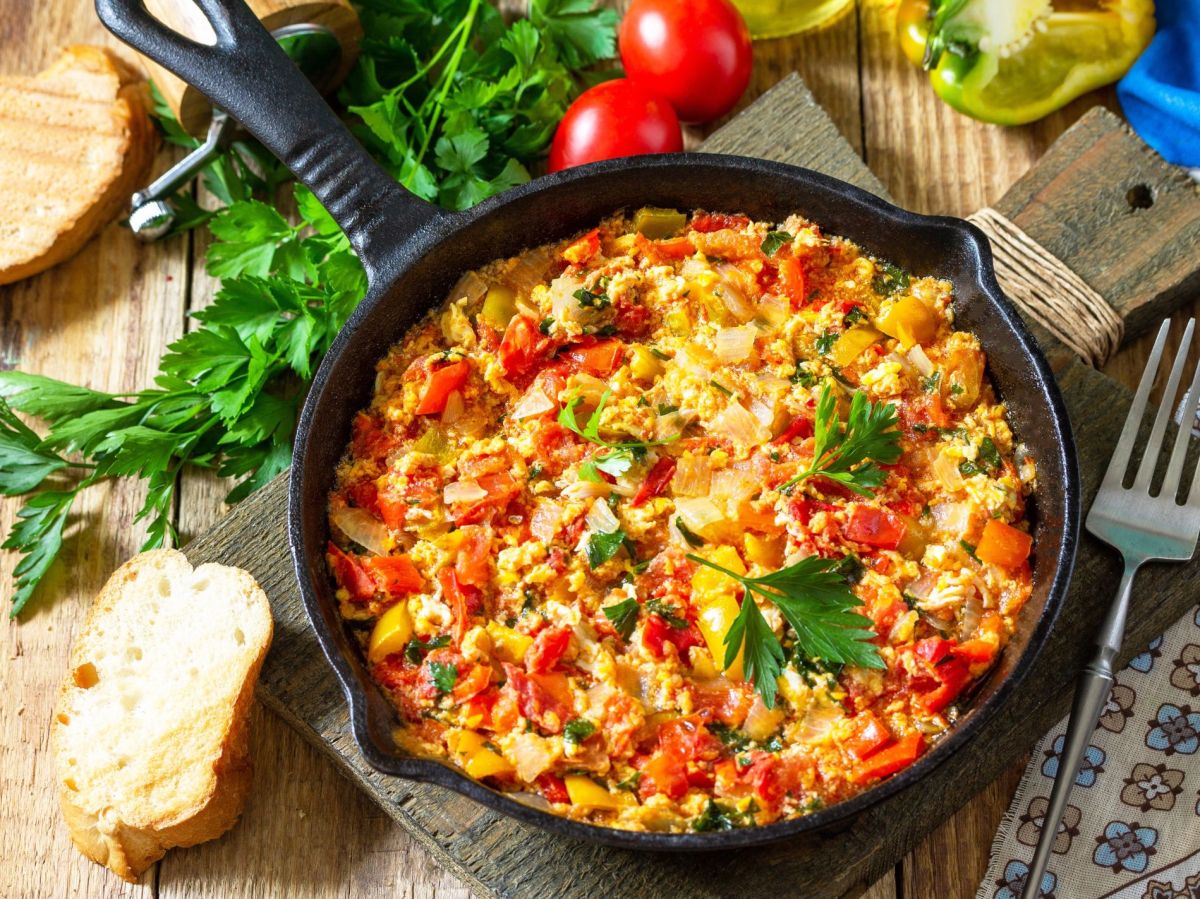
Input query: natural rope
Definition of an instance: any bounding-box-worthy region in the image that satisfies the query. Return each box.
[967,206,1123,367]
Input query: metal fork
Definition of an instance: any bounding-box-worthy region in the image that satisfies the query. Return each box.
[1022,318,1200,899]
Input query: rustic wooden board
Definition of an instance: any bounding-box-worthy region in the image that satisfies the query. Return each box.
[181,74,1200,899]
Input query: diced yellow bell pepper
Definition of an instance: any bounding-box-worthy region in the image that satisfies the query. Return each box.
[690,649,720,680]
[744,533,785,569]
[564,775,637,810]
[479,285,517,330]
[447,730,516,779]
[829,326,882,367]
[691,545,747,681]
[632,207,687,240]
[628,344,664,382]
[875,296,937,348]
[486,621,533,665]
[368,601,413,664]
[665,308,691,336]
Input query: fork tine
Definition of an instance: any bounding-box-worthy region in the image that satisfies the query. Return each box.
[1164,336,1200,503]
[1134,319,1195,492]
[1105,320,1171,489]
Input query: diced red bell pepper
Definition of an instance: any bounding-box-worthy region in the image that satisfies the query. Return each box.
[649,236,696,259]
[327,542,376,601]
[975,519,1033,569]
[918,657,971,713]
[499,315,551,380]
[690,212,750,233]
[850,731,924,784]
[642,613,703,660]
[415,360,470,415]
[537,773,570,804]
[777,256,808,309]
[451,663,493,703]
[562,228,600,265]
[524,625,572,674]
[844,710,893,761]
[363,555,424,596]
[773,415,814,444]
[845,505,907,550]
[632,456,676,507]
[439,567,483,645]
[565,338,624,377]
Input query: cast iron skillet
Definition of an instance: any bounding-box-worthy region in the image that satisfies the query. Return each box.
[98,0,1080,851]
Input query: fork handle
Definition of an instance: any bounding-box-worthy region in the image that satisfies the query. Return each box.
[1020,563,1138,899]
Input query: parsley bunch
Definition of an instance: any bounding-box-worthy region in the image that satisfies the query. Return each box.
[0,0,617,617]
[558,389,679,482]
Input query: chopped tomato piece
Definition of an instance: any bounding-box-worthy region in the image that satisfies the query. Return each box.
[632,456,676,507]
[612,296,653,337]
[565,338,624,377]
[845,505,907,550]
[451,663,493,703]
[773,415,813,444]
[738,499,780,534]
[953,638,999,666]
[850,731,924,784]
[562,228,600,265]
[926,392,952,429]
[917,657,971,713]
[439,567,483,644]
[914,636,952,665]
[415,360,470,415]
[503,663,569,733]
[345,481,379,515]
[525,625,572,674]
[649,236,696,258]
[363,555,424,596]
[453,471,521,525]
[327,542,376,601]
[844,710,893,761]
[739,751,784,811]
[642,613,703,660]
[975,519,1033,569]
[499,315,552,380]
[537,773,570,804]
[691,679,753,727]
[350,412,395,462]
[639,752,690,800]
[454,525,492,588]
[690,212,751,233]
[777,256,808,309]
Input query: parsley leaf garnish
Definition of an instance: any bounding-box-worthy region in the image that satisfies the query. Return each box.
[815,330,838,355]
[646,598,689,629]
[760,230,793,256]
[602,598,639,639]
[405,634,451,665]
[686,552,884,708]
[429,661,459,694]
[586,529,626,569]
[563,718,597,752]
[872,259,911,297]
[559,389,679,482]
[778,382,902,497]
[572,287,611,309]
[693,799,749,831]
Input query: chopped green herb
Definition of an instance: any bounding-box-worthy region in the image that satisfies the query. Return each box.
[709,723,751,750]
[559,390,680,484]
[872,260,911,297]
[602,597,639,640]
[831,553,865,585]
[527,462,543,481]
[573,286,610,309]
[637,395,650,407]
[958,459,985,477]
[763,735,784,752]
[563,718,597,752]
[921,371,942,394]
[649,347,671,361]
[675,517,706,548]
[693,799,745,832]
[760,230,794,256]
[404,634,451,665]
[615,771,642,792]
[843,306,869,328]
[960,539,981,563]
[799,796,825,813]
[657,403,679,415]
[594,324,618,337]
[646,598,689,629]
[586,529,626,568]
[978,436,1001,471]
[949,382,964,397]
[709,379,733,397]
[902,592,919,610]
[815,330,839,355]
[791,365,816,387]
[429,661,458,693]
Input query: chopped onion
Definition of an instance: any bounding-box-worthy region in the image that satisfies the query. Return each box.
[715,325,757,363]
[441,390,464,425]
[506,245,559,297]
[715,264,757,322]
[586,497,621,534]
[798,702,842,743]
[907,344,934,376]
[932,501,971,536]
[568,372,608,407]
[710,466,758,505]
[529,500,564,542]
[671,454,713,496]
[921,611,955,633]
[512,383,555,420]
[932,448,965,492]
[905,570,938,601]
[712,401,769,446]
[748,394,779,430]
[445,270,487,306]
[958,593,983,640]
[509,732,558,782]
[675,496,725,535]
[755,294,789,331]
[444,479,487,505]
[561,479,611,501]
[550,273,587,323]
[656,409,691,441]
[676,343,717,377]
[330,505,391,556]
[743,695,786,741]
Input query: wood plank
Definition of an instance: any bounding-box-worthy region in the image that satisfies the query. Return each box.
[0,15,189,899]
[178,74,1200,898]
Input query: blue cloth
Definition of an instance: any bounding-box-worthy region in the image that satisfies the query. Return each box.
[1117,0,1200,169]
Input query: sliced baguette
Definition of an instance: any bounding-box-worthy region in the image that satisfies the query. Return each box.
[52,549,273,882]
[0,45,157,285]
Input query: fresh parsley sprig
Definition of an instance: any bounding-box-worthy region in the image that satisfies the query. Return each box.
[558,389,680,482]
[778,382,902,497]
[687,552,884,708]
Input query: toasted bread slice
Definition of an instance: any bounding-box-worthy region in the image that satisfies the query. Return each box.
[52,550,273,882]
[0,46,157,285]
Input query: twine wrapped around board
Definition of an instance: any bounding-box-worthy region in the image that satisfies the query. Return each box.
[968,207,1124,367]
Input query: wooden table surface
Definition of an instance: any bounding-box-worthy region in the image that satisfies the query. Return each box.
[2,2,1193,897]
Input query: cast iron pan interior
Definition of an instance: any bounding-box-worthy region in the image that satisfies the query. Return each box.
[96,0,1080,851]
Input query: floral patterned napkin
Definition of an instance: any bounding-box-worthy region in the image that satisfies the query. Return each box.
[979,607,1200,899]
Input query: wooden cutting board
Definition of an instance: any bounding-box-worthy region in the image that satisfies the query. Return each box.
[184,75,1200,899]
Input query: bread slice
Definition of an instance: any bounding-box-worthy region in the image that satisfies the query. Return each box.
[0,46,157,285]
[52,550,273,882]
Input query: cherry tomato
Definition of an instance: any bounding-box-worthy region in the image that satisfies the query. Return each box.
[618,0,753,124]
[548,78,683,172]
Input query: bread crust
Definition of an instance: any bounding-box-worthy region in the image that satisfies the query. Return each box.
[52,550,272,882]
[0,45,158,286]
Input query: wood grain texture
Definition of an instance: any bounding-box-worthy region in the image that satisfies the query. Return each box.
[178,74,1200,899]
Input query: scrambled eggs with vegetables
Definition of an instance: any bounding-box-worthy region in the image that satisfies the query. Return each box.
[326,208,1036,832]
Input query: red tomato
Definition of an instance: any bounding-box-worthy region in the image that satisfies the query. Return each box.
[631,456,676,507]
[845,505,907,550]
[850,732,924,784]
[524,626,572,674]
[327,542,375,601]
[642,612,703,660]
[415,360,469,415]
[564,338,624,377]
[536,774,570,804]
[363,555,424,596]
[499,315,550,380]
[618,0,752,124]
[844,710,893,761]
[502,663,569,734]
[548,78,683,172]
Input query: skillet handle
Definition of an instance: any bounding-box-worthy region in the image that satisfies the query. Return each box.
[95,0,440,283]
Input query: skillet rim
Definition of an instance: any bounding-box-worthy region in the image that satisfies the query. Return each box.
[289,152,1080,851]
